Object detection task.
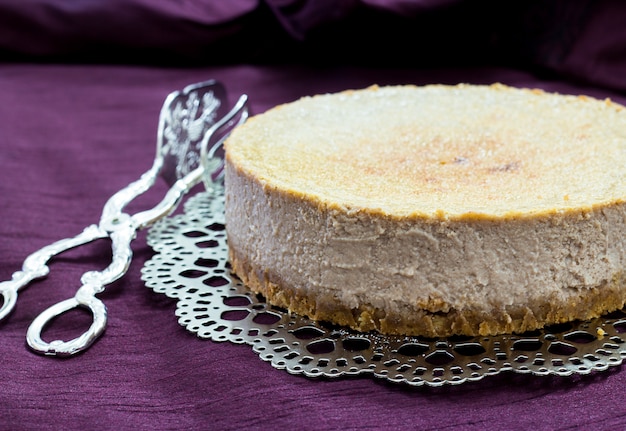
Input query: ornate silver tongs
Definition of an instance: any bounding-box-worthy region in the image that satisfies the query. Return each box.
[0,80,249,356]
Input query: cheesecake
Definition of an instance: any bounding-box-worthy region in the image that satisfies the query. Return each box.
[223,83,626,337]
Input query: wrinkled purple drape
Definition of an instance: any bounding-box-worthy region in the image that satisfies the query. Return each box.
[0,0,624,91]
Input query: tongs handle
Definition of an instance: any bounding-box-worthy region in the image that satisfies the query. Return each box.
[26,284,107,357]
[25,220,136,356]
[0,224,108,321]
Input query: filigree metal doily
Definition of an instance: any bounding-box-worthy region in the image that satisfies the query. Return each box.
[141,188,626,387]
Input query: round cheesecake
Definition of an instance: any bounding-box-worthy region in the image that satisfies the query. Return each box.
[223,83,626,337]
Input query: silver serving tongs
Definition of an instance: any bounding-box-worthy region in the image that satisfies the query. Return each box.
[0,80,249,357]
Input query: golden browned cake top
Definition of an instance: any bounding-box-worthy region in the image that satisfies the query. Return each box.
[224,83,626,219]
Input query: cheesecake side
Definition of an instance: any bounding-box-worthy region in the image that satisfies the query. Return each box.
[223,83,626,337]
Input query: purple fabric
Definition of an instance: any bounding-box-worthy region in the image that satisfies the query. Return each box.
[0,0,260,61]
[1,1,626,429]
[1,62,626,431]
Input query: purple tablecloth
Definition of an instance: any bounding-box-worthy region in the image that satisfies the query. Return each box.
[2,1,626,430]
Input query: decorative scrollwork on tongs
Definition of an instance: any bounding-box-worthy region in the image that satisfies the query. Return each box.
[0,80,249,357]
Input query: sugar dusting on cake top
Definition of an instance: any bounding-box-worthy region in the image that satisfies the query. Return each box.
[224,83,626,220]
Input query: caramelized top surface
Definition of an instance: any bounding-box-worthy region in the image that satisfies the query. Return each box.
[224,84,626,219]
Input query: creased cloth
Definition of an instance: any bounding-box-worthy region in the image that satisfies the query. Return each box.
[0,1,624,91]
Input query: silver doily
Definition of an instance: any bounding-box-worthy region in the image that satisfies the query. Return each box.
[141,187,626,387]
